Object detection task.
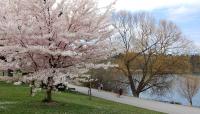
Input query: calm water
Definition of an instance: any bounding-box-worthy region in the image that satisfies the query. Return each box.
[128,76,200,107]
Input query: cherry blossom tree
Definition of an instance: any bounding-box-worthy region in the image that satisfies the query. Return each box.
[0,0,116,102]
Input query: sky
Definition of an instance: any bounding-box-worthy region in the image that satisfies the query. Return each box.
[100,0,200,47]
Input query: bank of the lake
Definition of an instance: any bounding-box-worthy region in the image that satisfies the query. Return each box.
[130,76,200,107]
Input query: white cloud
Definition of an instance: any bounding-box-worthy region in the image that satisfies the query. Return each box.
[98,0,200,47]
[170,6,192,15]
[120,0,199,11]
[167,5,200,22]
[99,0,200,11]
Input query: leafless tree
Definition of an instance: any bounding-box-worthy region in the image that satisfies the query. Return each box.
[178,76,200,106]
[113,11,191,97]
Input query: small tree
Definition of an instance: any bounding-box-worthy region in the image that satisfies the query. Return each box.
[78,62,118,100]
[178,76,200,106]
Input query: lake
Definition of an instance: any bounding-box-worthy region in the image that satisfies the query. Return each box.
[128,76,200,107]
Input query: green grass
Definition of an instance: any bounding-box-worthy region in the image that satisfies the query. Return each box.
[0,82,164,114]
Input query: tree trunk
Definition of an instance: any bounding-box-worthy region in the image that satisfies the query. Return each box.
[43,77,54,102]
[46,88,52,102]
[30,86,33,96]
[128,75,138,97]
[127,73,141,97]
[133,92,140,97]
[88,79,92,100]
[189,99,193,106]
[30,80,35,96]
[126,63,140,98]
[88,88,92,100]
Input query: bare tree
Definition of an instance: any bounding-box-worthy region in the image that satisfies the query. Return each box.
[178,76,200,106]
[113,11,191,97]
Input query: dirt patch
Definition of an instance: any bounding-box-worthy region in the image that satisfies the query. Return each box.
[42,101,61,106]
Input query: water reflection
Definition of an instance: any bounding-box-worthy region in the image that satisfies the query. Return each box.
[128,76,200,107]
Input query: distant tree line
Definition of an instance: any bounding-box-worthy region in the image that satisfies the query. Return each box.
[190,55,200,74]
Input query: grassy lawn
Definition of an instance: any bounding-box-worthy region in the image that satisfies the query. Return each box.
[0,82,164,114]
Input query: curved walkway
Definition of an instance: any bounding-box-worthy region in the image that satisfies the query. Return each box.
[69,84,200,114]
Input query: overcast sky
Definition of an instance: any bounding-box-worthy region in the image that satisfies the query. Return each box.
[100,0,200,47]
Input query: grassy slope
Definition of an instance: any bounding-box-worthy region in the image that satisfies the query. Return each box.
[0,82,164,114]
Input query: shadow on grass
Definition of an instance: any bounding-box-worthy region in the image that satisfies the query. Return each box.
[1,100,120,114]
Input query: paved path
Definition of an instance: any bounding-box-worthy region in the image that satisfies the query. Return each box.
[69,84,200,114]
